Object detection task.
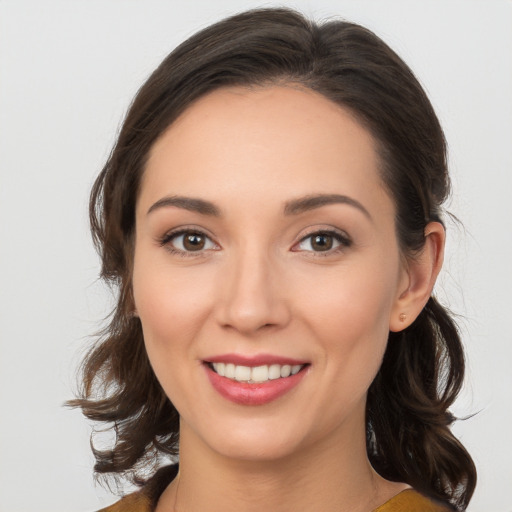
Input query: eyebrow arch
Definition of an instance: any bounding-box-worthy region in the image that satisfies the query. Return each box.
[284,194,372,220]
[147,195,221,216]
[147,193,370,219]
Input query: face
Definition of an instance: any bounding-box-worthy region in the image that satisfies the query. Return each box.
[132,86,409,462]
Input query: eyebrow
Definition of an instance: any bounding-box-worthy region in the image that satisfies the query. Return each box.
[284,194,372,219]
[147,195,221,216]
[147,193,371,220]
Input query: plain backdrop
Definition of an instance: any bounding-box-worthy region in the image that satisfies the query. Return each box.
[0,1,511,511]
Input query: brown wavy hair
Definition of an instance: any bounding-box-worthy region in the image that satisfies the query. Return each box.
[69,7,476,510]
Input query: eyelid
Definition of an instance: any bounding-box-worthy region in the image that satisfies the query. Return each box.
[291,227,352,254]
[156,225,351,257]
[158,226,220,256]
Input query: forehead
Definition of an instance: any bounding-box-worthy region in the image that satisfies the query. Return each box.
[140,85,393,219]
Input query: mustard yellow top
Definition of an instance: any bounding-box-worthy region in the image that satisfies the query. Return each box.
[98,466,451,512]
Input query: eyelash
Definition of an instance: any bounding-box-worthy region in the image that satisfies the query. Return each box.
[158,228,352,257]
[158,228,218,258]
[293,229,352,256]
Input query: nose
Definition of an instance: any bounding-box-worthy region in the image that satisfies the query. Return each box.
[215,247,291,335]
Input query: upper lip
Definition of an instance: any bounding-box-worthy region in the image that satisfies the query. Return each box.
[204,353,309,367]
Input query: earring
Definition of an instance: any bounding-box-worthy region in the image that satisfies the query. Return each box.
[399,313,407,322]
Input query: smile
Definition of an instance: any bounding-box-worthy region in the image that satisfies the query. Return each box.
[204,356,310,406]
[210,362,304,383]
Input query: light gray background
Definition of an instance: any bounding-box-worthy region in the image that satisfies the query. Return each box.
[1,1,511,511]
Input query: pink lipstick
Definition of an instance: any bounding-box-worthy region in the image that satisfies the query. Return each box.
[203,354,309,406]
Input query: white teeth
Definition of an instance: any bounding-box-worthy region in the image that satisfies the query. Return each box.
[280,365,291,378]
[251,365,269,383]
[291,364,302,375]
[214,362,225,376]
[268,364,281,380]
[235,365,251,381]
[225,363,236,379]
[211,362,305,382]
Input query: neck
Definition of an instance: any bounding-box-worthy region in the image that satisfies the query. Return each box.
[157,417,401,512]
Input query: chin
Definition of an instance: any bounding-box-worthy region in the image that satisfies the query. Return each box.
[214,437,303,464]
[185,414,312,464]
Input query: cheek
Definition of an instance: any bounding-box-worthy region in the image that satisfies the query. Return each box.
[311,292,390,382]
[132,255,216,358]
[132,259,219,414]
[296,259,398,387]
[298,260,397,340]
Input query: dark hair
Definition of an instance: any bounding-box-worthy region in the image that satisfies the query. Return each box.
[69,7,476,510]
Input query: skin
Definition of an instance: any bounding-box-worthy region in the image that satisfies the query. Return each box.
[132,86,445,512]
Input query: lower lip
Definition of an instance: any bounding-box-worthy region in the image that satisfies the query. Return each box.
[205,364,308,406]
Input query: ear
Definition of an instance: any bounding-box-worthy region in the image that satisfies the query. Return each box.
[389,222,445,332]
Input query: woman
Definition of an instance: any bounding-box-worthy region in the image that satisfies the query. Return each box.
[70,7,476,511]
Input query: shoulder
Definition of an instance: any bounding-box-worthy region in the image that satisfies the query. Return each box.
[374,489,453,512]
[95,465,179,512]
[97,492,151,512]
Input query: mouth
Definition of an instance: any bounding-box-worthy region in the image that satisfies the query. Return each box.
[207,362,306,383]
[203,356,310,406]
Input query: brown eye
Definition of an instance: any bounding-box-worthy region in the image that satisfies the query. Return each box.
[295,230,351,254]
[163,230,217,254]
[183,233,206,251]
[310,234,333,251]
